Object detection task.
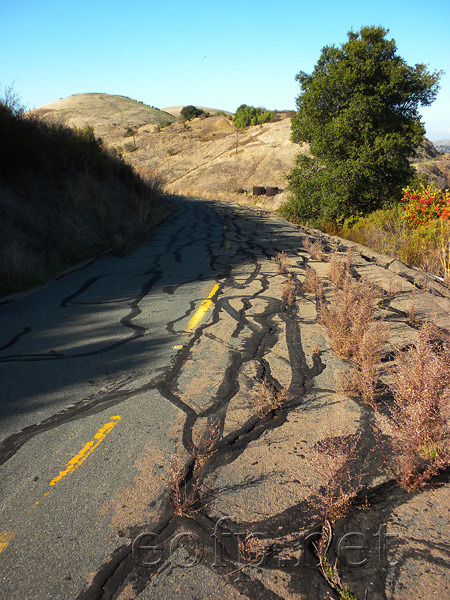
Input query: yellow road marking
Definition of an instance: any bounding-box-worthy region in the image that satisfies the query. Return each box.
[0,532,14,555]
[48,416,122,488]
[225,240,231,250]
[185,284,220,333]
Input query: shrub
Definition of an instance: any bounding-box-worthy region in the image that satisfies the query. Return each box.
[402,182,450,228]
[335,205,450,279]
[234,104,274,129]
[376,323,450,489]
[157,120,172,130]
[271,251,289,274]
[181,105,204,121]
[282,273,297,306]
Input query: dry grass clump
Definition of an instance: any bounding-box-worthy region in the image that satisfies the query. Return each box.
[320,275,379,360]
[192,421,220,480]
[165,456,200,516]
[253,378,290,418]
[302,266,323,297]
[303,238,325,261]
[323,273,385,404]
[328,250,351,290]
[282,273,298,306]
[376,323,450,489]
[272,251,289,274]
[295,424,363,524]
[238,531,265,564]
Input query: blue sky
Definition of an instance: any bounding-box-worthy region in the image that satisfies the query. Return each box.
[1,0,449,140]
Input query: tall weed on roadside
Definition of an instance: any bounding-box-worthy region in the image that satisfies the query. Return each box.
[376,323,450,489]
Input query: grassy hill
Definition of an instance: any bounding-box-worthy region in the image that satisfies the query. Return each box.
[31,93,176,142]
[0,96,170,296]
[32,94,449,205]
[7,91,448,294]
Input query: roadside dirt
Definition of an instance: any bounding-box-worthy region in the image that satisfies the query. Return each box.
[76,199,450,600]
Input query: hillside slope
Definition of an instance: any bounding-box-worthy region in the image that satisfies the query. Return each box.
[32,94,449,202]
[124,114,304,202]
[1,99,168,295]
[31,93,176,141]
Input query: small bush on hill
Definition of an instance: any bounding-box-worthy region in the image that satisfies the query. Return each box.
[181,105,204,121]
[234,104,274,129]
[333,181,450,279]
[402,182,450,227]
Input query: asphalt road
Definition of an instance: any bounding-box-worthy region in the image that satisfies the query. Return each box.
[0,195,306,599]
[3,195,450,600]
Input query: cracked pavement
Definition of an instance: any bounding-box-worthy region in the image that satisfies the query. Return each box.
[1,195,450,600]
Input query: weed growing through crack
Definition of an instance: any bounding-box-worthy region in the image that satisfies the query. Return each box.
[192,421,220,480]
[295,423,364,524]
[238,530,264,564]
[282,273,297,306]
[351,321,386,405]
[295,423,362,599]
[319,553,357,600]
[329,251,347,289]
[320,275,379,360]
[303,237,325,261]
[375,322,450,489]
[387,275,401,300]
[272,251,289,274]
[253,378,290,418]
[302,266,322,297]
[408,289,418,327]
[321,268,386,404]
[165,456,199,516]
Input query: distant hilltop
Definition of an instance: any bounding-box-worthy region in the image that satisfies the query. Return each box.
[30,93,177,137]
[433,139,450,154]
[29,93,450,196]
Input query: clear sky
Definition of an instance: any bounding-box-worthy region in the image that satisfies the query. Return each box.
[1,0,449,140]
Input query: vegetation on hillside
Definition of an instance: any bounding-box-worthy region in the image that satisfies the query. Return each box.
[0,88,168,296]
[234,104,274,128]
[181,105,205,121]
[332,182,450,280]
[281,25,442,225]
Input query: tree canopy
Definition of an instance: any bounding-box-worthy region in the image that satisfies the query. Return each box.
[181,105,204,121]
[234,104,274,128]
[282,26,442,224]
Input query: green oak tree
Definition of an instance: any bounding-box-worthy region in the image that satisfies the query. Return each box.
[234,104,274,128]
[181,105,204,121]
[282,26,442,224]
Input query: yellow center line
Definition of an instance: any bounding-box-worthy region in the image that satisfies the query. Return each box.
[43,416,121,493]
[0,532,14,555]
[185,284,220,333]
[225,240,231,250]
